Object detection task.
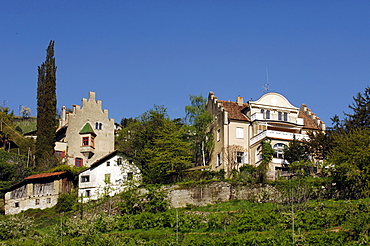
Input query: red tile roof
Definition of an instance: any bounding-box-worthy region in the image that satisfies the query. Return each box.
[218,100,250,121]
[24,171,67,180]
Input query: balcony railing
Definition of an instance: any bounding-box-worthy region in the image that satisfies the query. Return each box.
[250,112,304,125]
[250,130,309,145]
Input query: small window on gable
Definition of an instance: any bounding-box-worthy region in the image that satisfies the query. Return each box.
[107,161,110,167]
[55,151,65,158]
[117,158,122,165]
[236,127,244,139]
[75,158,83,167]
[95,122,99,129]
[81,175,90,183]
[99,123,103,130]
[82,137,89,146]
[15,202,19,208]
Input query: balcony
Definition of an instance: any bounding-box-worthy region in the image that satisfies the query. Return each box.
[80,145,95,154]
[250,112,304,125]
[250,130,309,146]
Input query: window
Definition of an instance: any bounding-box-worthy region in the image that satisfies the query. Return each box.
[237,152,244,164]
[104,174,111,183]
[266,110,270,119]
[91,136,95,148]
[95,122,103,130]
[81,175,90,182]
[55,151,65,158]
[273,143,287,159]
[261,109,270,119]
[117,158,122,165]
[236,127,244,139]
[127,172,133,180]
[35,199,40,205]
[284,112,288,121]
[85,190,91,197]
[278,112,282,121]
[216,153,222,167]
[75,158,83,167]
[106,161,110,166]
[14,202,19,208]
[217,129,220,141]
[82,137,89,146]
[47,198,51,203]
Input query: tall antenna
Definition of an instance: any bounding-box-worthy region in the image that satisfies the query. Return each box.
[262,67,270,93]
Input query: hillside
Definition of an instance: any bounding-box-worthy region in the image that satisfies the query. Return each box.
[1,184,370,245]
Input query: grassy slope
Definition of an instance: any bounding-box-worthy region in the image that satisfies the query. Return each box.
[1,196,370,245]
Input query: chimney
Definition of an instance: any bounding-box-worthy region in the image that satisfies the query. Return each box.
[61,106,66,126]
[236,96,244,106]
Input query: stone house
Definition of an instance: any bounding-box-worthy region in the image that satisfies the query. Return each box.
[55,91,115,167]
[78,150,141,202]
[206,91,325,179]
[4,171,73,215]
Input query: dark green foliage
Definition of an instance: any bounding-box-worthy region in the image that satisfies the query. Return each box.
[344,86,370,131]
[256,139,274,183]
[305,130,334,161]
[56,191,78,213]
[284,137,309,164]
[35,40,57,170]
[116,106,192,184]
[330,128,370,198]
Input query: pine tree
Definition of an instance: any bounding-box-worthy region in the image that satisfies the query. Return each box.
[35,41,57,168]
[344,86,370,131]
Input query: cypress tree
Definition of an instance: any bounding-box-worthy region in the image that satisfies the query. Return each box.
[35,40,57,167]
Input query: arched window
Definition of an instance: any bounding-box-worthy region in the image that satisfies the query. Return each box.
[273,143,287,159]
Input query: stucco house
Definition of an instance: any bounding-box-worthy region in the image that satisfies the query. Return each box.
[4,171,73,215]
[55,91,115,167]
[78,150,141,202]
[206,91,325,179]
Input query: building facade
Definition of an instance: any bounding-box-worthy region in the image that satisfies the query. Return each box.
[206,91,325,179]
[78,150,141,202]
[4,171,73,215]
[55,91,115,167]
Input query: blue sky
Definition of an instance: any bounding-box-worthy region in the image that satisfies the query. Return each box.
[1,1,369,126]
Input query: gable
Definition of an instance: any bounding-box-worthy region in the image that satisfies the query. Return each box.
[252,92,298,110]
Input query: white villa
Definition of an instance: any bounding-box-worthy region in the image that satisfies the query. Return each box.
[206,91,325,179]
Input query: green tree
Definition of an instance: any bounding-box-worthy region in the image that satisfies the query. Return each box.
[344,86,370,131]
[35,40,58,169]
[257,139,274,183]
[116,106,192,184]
[305,131,333,161]
[284,137,309,164]
[330,128,370,198]
[185,95,214,166]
